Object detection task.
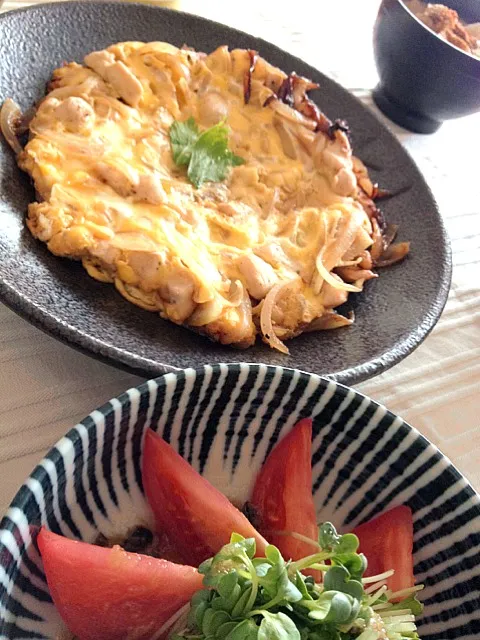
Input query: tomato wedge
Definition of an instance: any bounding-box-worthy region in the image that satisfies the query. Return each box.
[352,505,415,594]
[37,528,203,640]
[142,429,267,566]
[250,418,319,569]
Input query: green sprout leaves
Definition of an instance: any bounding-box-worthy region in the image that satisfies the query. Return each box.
[173,526,422,640]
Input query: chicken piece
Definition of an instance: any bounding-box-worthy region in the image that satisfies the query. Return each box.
[198,92,229,126]
[127,252,161,286]
[159,269,197,323]
[95,162,138,197]
[105,62,144,107]
[41,96,61,111]
[84,50,116,76]
[321,146,356,197]
[26,201,67,242]
[275,289,313,330]
[254,243,299,274]
[204,45,232,75]
[85,50,143,106]
[90,240,121,267]
[202,292,256,348]
[133,173,167,205]
[54,97,94,133]
[237,253,278,300]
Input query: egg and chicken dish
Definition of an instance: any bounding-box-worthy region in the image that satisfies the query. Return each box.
[0,42,409,353]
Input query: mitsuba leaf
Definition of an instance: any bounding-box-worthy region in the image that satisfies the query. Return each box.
[169,118,244,188]
[169,117,200,166]
[187,122,244,188]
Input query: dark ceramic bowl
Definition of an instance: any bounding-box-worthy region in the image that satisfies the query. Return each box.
[373,0,480,133]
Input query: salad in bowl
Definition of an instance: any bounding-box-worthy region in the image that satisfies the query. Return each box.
[0,364,478,639]
[38,422,422,640]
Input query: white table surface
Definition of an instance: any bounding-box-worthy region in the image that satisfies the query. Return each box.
[0,0,479,515]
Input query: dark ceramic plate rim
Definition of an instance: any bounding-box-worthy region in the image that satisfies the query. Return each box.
[0,1,452,384]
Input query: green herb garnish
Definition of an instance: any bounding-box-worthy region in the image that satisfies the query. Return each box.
[170,523,423,640]
[169,117,245,188]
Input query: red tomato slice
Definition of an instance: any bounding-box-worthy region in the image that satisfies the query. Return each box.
[352,505,415,594]
[37,528,203,640]
[142,429,267,566]
[250,418,319,571]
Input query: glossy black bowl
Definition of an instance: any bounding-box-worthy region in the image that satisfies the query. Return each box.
[373,0,480,133]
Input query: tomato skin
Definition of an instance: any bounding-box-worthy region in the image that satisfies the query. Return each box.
[37,528,203,640]
[250,418,319,571]
[352,505,415,594]
[142,429,267,566]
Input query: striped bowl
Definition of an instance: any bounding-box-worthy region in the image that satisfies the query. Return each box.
[0,364,479,639]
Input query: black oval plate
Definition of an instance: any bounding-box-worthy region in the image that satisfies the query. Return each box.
[0,1,451,385]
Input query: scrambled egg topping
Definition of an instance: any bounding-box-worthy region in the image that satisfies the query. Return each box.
[18,42,377,351]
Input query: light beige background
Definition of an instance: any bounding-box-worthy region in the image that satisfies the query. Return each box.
[1,0,479,514]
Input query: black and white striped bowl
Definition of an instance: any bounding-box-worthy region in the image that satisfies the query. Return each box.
[0,364,479,639]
